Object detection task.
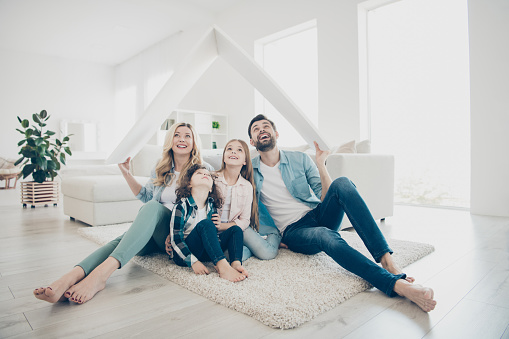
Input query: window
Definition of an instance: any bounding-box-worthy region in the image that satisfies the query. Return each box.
[254,20,318,146]
[361,0,470,208]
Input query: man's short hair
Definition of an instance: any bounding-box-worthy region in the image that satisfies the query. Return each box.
[248,114,277,139]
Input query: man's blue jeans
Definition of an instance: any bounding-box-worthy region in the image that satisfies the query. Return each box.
[241,224,281,261]
[281,177,405,297]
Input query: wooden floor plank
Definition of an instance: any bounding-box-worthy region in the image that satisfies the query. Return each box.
[464,263,509,309]
[0,286,14,302]
[422,299,509,339]
[0,313,32,338]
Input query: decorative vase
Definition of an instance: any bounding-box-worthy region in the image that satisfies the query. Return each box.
[21,181,60,208]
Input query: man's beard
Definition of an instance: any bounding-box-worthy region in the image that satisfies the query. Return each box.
[255,135,276,152]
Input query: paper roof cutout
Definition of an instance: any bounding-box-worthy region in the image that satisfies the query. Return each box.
[106,25,329,164]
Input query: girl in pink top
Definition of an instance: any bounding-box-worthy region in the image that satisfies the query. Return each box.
[213,139,281,260]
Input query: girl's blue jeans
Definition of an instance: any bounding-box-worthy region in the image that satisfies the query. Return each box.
[173,219,244,267]
[281,177,405,297]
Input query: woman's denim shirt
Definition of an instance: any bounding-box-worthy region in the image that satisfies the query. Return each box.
[251,150,321,227]
[135,161,215,203]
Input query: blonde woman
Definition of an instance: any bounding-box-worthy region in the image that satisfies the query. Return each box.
[34,122,213,304]
[213,139,281,261]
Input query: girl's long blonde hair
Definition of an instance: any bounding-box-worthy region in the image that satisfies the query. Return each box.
[153,122,203,187]
[218,139,259,230]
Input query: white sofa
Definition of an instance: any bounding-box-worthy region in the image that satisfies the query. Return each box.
[62,145,394,227]
[325,154,394,228]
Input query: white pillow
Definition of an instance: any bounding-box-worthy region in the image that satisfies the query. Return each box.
[0,157,17,169]
[334,140,356,153]
[356,139,371,153]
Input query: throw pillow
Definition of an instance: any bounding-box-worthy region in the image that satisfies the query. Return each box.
[0,157,16,169]
[356,139,371,153]
[334,140,356,153]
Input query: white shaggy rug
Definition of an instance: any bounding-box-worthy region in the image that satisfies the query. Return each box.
[78,224,434,329]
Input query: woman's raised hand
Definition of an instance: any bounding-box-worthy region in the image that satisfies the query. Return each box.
[118,157,131,176]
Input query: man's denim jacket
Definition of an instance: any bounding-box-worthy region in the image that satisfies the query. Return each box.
[252,150,322,227]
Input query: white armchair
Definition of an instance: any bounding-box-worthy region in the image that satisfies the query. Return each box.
[325,153,395,228]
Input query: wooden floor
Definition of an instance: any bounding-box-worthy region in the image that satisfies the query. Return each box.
[1,186,508,339]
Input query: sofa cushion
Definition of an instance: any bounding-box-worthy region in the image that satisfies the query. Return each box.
[60,164,121,177]
[356,139,371,153]
[62,175,149,202]
[334,140,356,153]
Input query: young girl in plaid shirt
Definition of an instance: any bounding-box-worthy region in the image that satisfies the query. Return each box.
[170,164,248,282]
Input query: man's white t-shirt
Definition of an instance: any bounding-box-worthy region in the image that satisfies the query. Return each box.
[259,161,311,233]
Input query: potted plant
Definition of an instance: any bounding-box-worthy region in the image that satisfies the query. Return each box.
[212,121,220,133]
[15,110,72,207]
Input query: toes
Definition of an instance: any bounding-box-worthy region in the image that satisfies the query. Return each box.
[68,291,78,302]
[44,287,54,297]
[64,287,74,299]
[34,287,46,295]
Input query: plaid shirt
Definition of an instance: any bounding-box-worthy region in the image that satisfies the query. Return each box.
[170,195,216,267]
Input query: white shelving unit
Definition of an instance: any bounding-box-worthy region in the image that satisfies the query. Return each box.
[157,110,228,150]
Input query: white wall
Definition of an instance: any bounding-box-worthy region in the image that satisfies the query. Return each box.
[0,49,115,159]
[180,0,363,145]
[468,0,509,217]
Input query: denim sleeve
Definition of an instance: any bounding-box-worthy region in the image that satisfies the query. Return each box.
[303,153,322,199]
[170,203,193,267]
[135,167,156,203]
[258,201,277,228]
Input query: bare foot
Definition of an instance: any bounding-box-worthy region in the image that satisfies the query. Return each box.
[394,280,436,312]
[380,253,415,283]
[65,257,119,304]
[231,261,249,278]
[33,267,85,303]
[65,271,107,304]
[216,259,246,282]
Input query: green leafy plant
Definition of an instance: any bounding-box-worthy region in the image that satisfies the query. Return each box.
[15,110,72,183]
[212,121,220,129]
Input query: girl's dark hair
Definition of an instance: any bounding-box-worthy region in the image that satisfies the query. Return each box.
[176,164,223,210]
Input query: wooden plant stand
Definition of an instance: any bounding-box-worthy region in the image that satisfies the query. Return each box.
[21,181,60,208]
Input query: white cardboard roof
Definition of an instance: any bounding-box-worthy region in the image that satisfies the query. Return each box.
[106,26,329,164]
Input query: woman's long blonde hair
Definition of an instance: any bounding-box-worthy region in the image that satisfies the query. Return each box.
[153,122,203,187]
[217,139,259,230]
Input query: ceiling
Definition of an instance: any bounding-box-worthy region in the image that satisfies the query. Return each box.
[0,0,247,66]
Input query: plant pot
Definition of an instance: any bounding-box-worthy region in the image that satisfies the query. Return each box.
[21,181,60,208]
